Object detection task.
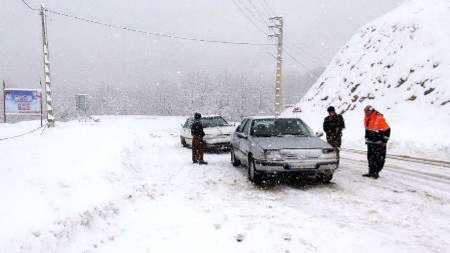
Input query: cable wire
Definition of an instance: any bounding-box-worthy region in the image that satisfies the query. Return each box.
[231,0,268,35]
[261,0,277,17]
[255,0,273,19]
[285,43,322,66]
[44,8,273,46]
[284,49,310,69]
[20,0,39,11]
[245,0,270,26]
[0,125,45,141]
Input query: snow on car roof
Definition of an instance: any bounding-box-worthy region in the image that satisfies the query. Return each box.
[246,116,303,120]
[186,115,223,119]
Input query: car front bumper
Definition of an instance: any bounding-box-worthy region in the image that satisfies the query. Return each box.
[204,136,232,150]
[254,159,337,175]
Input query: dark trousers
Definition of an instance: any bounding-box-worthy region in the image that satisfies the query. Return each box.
[367,143,387,175]
[192,136,204,162]
[326,134,341,166]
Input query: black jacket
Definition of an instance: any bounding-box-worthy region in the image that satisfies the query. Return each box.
[365,128,391,144]
[323,114,345,136]
[191,119,205,138]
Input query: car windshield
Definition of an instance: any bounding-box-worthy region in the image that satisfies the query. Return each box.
[184,116,229,128]
[201,117,229,128]
[250,118,313,137]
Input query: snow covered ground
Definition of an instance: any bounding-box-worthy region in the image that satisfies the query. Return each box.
[1,116,449,253]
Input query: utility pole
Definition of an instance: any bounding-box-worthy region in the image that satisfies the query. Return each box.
[40,5,55,127]
[2,80,6,123]
[269,17,284,116]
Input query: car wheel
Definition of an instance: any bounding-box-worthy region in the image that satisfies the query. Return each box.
[247,157,262,185]
[321,174,333,184]
[180,137,188,147]
[231,148,241,167]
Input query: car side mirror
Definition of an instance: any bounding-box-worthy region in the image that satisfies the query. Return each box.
[237,132,248,139]
[316,132,324,138]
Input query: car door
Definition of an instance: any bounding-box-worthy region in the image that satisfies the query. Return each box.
[237,119,253,165]
[181,118,193,145]
[232,119,247,158]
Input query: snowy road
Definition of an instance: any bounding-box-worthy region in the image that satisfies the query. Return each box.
[1,116,449,253]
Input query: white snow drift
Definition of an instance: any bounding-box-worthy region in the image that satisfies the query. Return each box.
[287,0,450,161]
[1,116,449,253]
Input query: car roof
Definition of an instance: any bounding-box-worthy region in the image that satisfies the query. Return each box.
[186,115,224,120]
[244,116,302,120]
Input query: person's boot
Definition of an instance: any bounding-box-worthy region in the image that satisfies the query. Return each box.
[198,160,208,165]
[192,160,198,164]
[372,172,379,179]
[362,173,372,177]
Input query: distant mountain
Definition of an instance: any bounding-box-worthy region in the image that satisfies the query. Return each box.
[284,67,325,106]
[286,0,450,160]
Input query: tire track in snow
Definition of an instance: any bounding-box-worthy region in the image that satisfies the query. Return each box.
[343,156,450,185]
[341,156,450,201]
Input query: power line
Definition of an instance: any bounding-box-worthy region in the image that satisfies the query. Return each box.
[261,0,277,17]
[255,0,272,19]
[20,0,38,11]
[0,126,46,141]
[231,0,268,35]
[284,49,310,69]
[46,9,273,46]
[245,0,270,26]
[285,43,322,66]
[230,1,316,70]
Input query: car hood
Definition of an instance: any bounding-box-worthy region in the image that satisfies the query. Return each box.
[204,126,235,136]
[252,136,331,150]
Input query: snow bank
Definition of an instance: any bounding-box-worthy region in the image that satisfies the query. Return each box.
[0,116,183,252]
[1,117,450,252]
[286,0,450,161]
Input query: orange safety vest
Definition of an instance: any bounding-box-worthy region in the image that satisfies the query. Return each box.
[364,111,389,131]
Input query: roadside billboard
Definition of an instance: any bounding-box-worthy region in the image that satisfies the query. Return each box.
[4,89,42,115]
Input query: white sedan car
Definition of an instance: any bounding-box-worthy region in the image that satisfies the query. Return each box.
[180,115,236,150]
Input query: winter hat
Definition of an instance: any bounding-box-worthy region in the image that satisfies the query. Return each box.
[327,106,335,113]
[364,105,374,113]
[194,112,202,119]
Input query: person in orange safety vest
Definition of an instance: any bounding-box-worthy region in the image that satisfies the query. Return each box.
[363,105,391,179]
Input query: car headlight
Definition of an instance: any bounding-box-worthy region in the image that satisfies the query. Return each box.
[321,148,337,159]
[264,150,283,161]
[322,148,335,154]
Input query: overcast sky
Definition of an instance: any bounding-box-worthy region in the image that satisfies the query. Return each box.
[0,0,403,90]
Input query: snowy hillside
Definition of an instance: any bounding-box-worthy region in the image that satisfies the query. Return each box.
[287,0,450,160]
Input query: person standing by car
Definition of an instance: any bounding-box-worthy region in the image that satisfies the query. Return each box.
[363,105,391,179]
[191,113,208,165]
[323,106,345,164]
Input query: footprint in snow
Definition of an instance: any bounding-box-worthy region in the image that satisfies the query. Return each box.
[283,233,292,241]
[235,233,245,242]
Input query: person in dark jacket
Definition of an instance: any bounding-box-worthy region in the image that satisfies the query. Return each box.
[191,112,207,165]
[323,106,345,164]
[363,105,391,179]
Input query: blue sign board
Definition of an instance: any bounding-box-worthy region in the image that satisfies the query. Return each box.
[4,89,42,115]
